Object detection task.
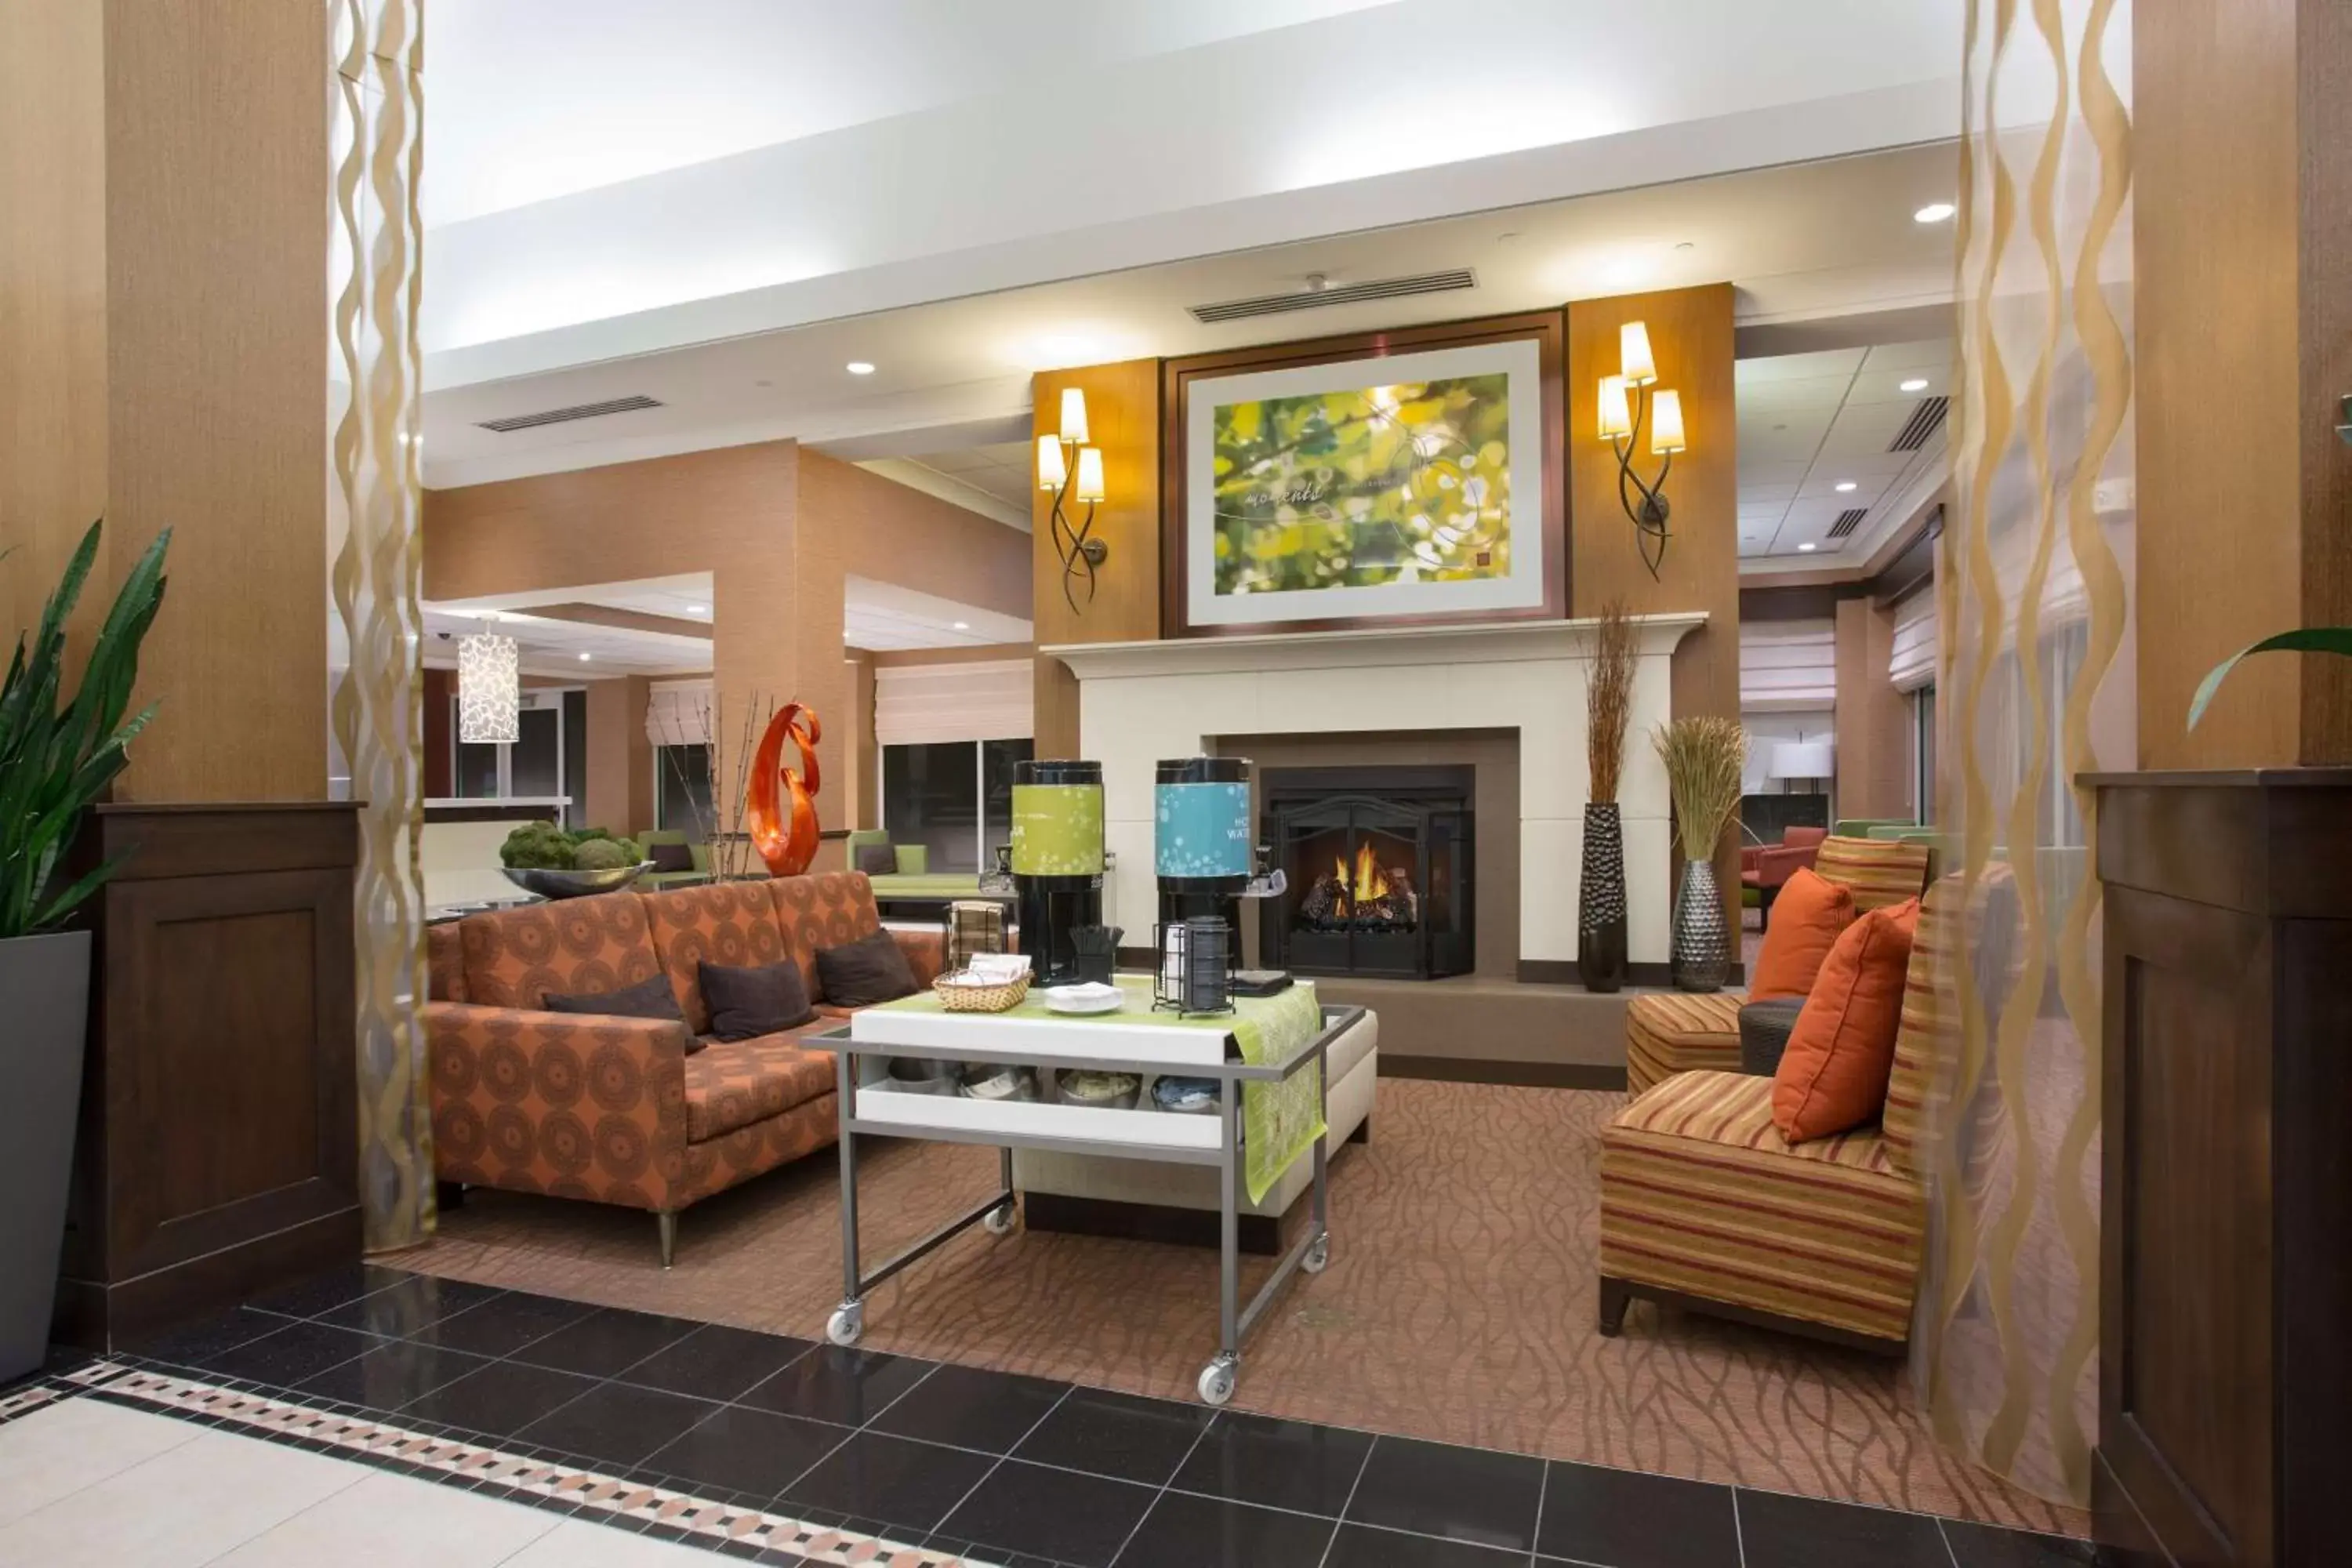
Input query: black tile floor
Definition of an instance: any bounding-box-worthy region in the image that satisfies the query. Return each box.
[103,1265,2107,1568]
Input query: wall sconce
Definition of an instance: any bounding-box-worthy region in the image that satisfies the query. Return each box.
[1039,387,1109,612]
[1598,320,1688,580]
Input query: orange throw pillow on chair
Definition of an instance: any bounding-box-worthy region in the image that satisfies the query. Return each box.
[1749,866,1857,1000]
[1770,896,1920,1143]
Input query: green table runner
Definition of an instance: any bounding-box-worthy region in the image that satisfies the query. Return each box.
[870,976,1327,1204]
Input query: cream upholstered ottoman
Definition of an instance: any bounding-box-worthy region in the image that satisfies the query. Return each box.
[1013,1011,1378,1252]
[1623,992,1744,1098]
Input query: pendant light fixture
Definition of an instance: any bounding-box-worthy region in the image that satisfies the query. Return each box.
[457,617,519,744]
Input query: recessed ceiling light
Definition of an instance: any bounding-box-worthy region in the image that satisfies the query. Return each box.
[1900,377,1930,392]
[1835,481,1858,492]
[578,652,593,661]
[952,621,971,631]
[685,603,707,615]
[1798,543,1818,552]
[1914,201,1956,223]
[845,361,876,376]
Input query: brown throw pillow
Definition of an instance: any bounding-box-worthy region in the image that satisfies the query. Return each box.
[813,929,919,1007]
[541,973,688,1036]
[855,843,897,877]
[647,840,695,873]
[699,959,815,1040]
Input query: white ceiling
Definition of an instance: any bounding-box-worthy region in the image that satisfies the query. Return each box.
[419,0,1969,387]
[1736,340,1951,563]
[419,605,712,679]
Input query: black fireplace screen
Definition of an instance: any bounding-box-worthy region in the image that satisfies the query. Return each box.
[1261,766,1473,980]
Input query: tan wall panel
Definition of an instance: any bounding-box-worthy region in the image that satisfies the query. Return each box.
[583,677,654,837]
[1835,597,1913,820]
[1030,359,1162,757]
[797,450,1030,619]
[1567,285,1741,925]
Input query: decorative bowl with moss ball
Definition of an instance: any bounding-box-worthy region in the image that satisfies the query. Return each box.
[496,822,653,899]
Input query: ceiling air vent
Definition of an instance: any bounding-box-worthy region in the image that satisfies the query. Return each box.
[1888,395,1950,452]
[477,394,664,434]
[1188,269,1477,325]
[1827,507,1870,540]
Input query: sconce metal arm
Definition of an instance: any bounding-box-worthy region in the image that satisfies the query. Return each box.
[1046,445,1106,614]
[1611,383,1673,581]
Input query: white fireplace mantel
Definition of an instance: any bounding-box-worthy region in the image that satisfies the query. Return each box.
[1044,613,1707,973]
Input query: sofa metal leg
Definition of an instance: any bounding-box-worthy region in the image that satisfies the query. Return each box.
[1599,1276,1632,1338]
[657,1211,677,1270]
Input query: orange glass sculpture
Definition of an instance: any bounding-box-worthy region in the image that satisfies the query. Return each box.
[746,702,821,877]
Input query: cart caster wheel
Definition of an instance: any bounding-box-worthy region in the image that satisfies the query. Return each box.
[826,1302,863,1347]
[983,1202,1017,1237]
[1302,1233,1330,1275]
[1196,1357,1236,1407]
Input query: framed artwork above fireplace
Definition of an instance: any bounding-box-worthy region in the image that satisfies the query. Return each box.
[1161,311,1567,638]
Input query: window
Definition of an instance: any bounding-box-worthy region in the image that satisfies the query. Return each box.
[655,744,713,833]
[1912,684,1936,825]
[883,738,1033,873]
[451,690,580,826]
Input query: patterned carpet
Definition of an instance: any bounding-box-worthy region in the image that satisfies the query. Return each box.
[399,1076,2084,1538]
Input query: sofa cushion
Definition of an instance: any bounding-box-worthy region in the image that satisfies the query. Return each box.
[701,959,817,1040]
[427,923,467,1003]
[641,881,793,1034]
[1599,1069,1924,1342]
[459,892,662,1013]
[813,928,920,1007]
[1624,992,1744,1098]
[648,840,695,873]
[684,1032,837,1142]
[768,872,887,999]
[1749,867,1855,1001]
[1773,898,1918,1143]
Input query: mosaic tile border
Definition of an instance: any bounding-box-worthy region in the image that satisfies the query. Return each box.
[39,1362,999,1567]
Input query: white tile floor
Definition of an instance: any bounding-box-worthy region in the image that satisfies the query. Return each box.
[0,1399,724,1568]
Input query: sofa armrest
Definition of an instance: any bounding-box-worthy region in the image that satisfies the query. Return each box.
[888,927,946,987]
[1755,844,1818,888]
[423,1000,692,1212]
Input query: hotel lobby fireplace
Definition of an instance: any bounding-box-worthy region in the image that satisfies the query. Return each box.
[1262,766,1474,980]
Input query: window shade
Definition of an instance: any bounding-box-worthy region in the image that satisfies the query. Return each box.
[875,659,1033,746]
[1889,592,1937,692]
[644,679,713,747]
[1740,620,1836,711]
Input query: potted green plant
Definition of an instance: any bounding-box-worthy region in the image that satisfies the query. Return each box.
[2190,629,2352,728]
[1,520,169,1381]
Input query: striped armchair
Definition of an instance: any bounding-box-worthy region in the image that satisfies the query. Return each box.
[1621,834,1933,1097]
[1598,869,2013,1348]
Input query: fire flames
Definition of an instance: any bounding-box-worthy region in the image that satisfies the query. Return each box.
[1334,842,1390,906]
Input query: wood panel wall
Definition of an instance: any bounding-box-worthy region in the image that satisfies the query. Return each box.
[583,676,653,836]
[1567,285,1742,926]
[2136,0,2352,768]
[1029,359,1163,757]
[1835,596,1913,819]
[4,0,330,801]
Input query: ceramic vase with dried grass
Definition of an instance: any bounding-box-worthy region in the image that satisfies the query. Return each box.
[1577,601,1638,992]
[1653,717,1747,993]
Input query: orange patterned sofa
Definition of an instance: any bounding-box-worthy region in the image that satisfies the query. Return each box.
[423,873,942,1265]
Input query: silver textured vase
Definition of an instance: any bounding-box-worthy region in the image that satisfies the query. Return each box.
[1671,858,1731,993]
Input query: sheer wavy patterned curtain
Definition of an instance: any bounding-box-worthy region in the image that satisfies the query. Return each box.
[326,0,433,1251]
[1910,0,2134,1509]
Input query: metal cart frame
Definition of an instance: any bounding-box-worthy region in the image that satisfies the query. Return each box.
[814,1001,1364,1405]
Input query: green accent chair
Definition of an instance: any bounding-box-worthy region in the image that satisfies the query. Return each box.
[844,831,979,903]
[1833,818,1918,837]
[639,829,712,890]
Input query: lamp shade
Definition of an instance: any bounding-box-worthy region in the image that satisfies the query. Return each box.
[1620,320,1657,386]
[1074,445,1105,503]
[1010,759,1105,877]
[1036,434,1067,491]
[1649,389,1687,455]
[1597,375,1632,441]
[1769,740,1835,780]
[1058,387,1090,445]
[456,632,518,745]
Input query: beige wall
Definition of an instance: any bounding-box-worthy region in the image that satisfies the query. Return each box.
[583,677,654,836]
[1835,597,1912,821]
[3,0,329,801]
[425,444,1028,820]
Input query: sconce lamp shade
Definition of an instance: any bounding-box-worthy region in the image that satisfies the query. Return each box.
[1769,740,1835,780]
[1649,389,1687,456]
[457,633,519,745]
[1058,387,1091,445]
[1074,445,1105,503]
[1036,434,1067,491]
[1620,321,1657,387]
[1597,376,1632,442]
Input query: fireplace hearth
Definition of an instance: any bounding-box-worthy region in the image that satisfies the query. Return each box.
[1261,766,1473,980]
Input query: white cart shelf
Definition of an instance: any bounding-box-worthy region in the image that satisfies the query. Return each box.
[816,985,1363,1406]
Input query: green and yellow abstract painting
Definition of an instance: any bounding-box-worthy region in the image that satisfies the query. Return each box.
[1209,375,1512,597]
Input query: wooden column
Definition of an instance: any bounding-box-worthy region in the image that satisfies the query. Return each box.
[1568,285,1741,933]
[2135,0,2352,768]
[1030,360,1163,757]
[1,0,330,801]
[1835,596,1912,820]
[583,677,654,836]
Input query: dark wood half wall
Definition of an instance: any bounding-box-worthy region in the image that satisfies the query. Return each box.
[54,804,361,1348]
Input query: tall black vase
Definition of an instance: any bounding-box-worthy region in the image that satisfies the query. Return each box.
[1577,802,1629,993]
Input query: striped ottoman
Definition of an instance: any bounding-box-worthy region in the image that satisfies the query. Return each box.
[1598,1069,1925,1345]
[1623,992,1744,1098]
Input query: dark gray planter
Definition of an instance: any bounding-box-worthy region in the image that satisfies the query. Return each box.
[0,930,89,1383]
[1577,803,1629,993]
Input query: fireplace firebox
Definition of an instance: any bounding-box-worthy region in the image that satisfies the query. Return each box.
[1261,766,1473,980]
